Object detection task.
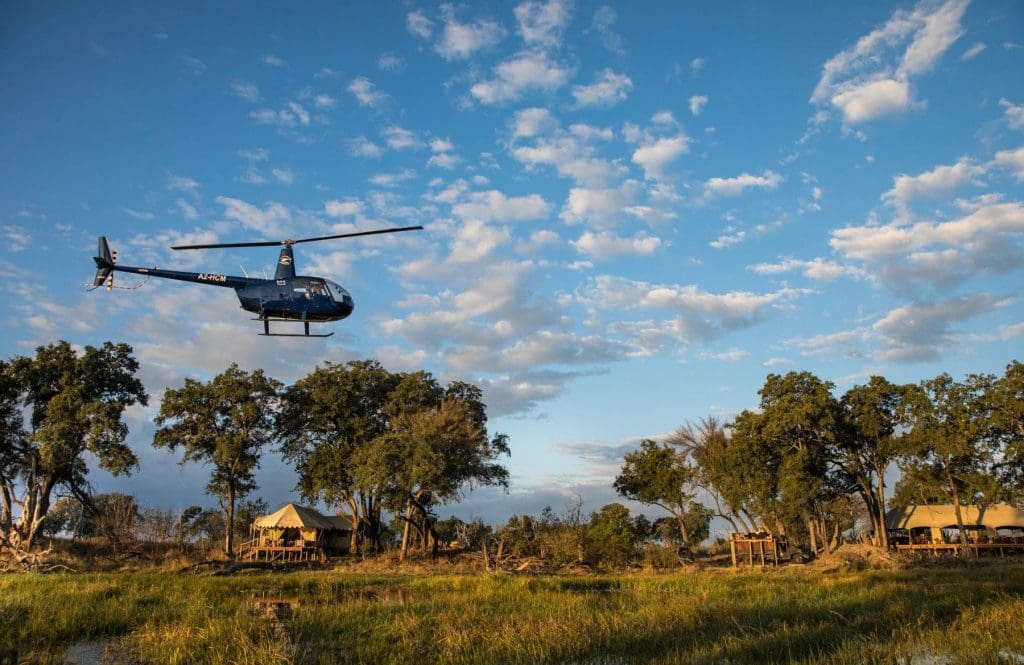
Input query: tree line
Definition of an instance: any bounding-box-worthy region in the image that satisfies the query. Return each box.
[1,340,1020,565]
[0,341,509,560]
[615,365,1023,557]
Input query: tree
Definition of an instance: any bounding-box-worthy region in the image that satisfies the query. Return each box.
[277,360,400,552]
[1,341,147,552]
[586,503,640,567]
[727,372,840,554]
[358,375,510,559]
[898,372,996,555]
[837,377,920,548]
[988,361,1024,503]
[154,364,281,557]
[667,417,756,533]
[613,439,704,548]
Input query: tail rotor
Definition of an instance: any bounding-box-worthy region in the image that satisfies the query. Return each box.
[93,236,115,290]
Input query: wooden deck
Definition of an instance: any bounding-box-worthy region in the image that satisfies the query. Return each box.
[895,542,1024,555]
[238,540,326,562]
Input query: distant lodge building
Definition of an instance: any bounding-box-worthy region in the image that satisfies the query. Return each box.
[241,503,353,562]
[886,504,1024,554]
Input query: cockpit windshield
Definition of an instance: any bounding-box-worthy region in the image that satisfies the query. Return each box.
[324,280,351,302]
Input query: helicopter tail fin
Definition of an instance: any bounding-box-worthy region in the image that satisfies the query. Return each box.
[93,236,115,289]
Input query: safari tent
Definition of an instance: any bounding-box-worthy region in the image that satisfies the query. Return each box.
[885,504,1024,551]
[243,503,353,561]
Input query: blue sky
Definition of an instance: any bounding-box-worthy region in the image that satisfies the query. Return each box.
[2,0,1023,531]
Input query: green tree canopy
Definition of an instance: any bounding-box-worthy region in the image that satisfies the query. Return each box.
[1,341,147,551]
[154,364,280,557]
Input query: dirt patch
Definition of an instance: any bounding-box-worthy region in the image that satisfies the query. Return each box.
[812,543,898,571]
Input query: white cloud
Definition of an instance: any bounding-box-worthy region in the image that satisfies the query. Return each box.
[572,69,633,107]
[431,138,455,153]
[515,0,572,48]
[511,107,557,138]
[582,275,808,342]
[166,174,200,196]
[631,135,689,180]
[652,111,677,126]
[873,293,1002,361]
[382,126,422,150]
[559,183,639,228]
[406,10,433,39]
[427,153,461,170]
[314,94,335,109]
[348,77,389,108]
[699,348,749,362]
[216,196,292,238]
[688,95,708,116]
[325,199,364,217]
[436,9,505,60]
[250,103,310,128]
[1001,99,1024,130]
[749,257,866,281]
[709,230,745,249]
[451,190,551,222]
[690,57,706,74]
[961,42,986,60]
[348,136,384,158]
[703,170,781,199]
[512,133,627,187]
[377,53,406,72]
[262,54,286,67]
[175,198,198,220]
[571,231,662,259]
[994,146,1024,181]
[811,0,968,124]
[121,207,155,221]
[369,169,417,188]
[831,200,1024,290]
[831,78,911,124]
[470,51,573,104]
[1,225,31,252]
[588,6,625,55]
[517,229,561,253]
[271,168,294,185]
[228,79,260,102]
[883,157,984,204]
[450,220,511,264]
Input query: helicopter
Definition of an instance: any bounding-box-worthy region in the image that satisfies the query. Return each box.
[91,226,423,337]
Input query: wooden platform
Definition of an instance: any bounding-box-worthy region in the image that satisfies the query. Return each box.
[241,544,325,562]
[895,542,1023,555]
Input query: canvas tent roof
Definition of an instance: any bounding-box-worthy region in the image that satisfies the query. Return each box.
[253,503,339,530]
[885,504,1024,530]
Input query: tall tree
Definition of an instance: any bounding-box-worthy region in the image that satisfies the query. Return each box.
[613,439,703,547]
[730,372,840,553]
[898,372,995,555]
[837,377,920,548]
[1,341,147,551]
[666,417,756,533]
[988,361,1024,503]
[357,373,510,558]
[277,360,400,552]
[154,364,280,557]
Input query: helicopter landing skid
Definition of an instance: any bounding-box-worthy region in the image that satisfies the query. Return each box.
[254,318,334,338]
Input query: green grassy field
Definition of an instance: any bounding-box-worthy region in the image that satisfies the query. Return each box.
[2,563,1023,664]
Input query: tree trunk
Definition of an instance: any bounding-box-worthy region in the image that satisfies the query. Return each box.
[346,497,361,555]
[225,482,236,559]
[875,470,889,550]
[946,465,972,557]
[807,517,818,556]
[399,502,415,562]
[676,511,691,547]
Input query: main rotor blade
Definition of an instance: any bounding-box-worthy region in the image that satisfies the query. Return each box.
[171,240,284,250]
[170,225,424,251]
[290,225,424,244]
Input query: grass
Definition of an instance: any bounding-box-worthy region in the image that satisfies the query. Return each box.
[2,563,1023,664]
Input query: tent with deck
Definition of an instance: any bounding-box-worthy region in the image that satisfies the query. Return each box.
[885,504,1024,551]
[244,503,353,561]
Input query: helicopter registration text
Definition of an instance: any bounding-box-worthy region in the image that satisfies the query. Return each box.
[198,273,228,283]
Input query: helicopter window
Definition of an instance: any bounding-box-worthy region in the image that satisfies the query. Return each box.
[326,282,350,301]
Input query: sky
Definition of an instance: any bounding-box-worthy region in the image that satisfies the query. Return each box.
[1,0,1023,534]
